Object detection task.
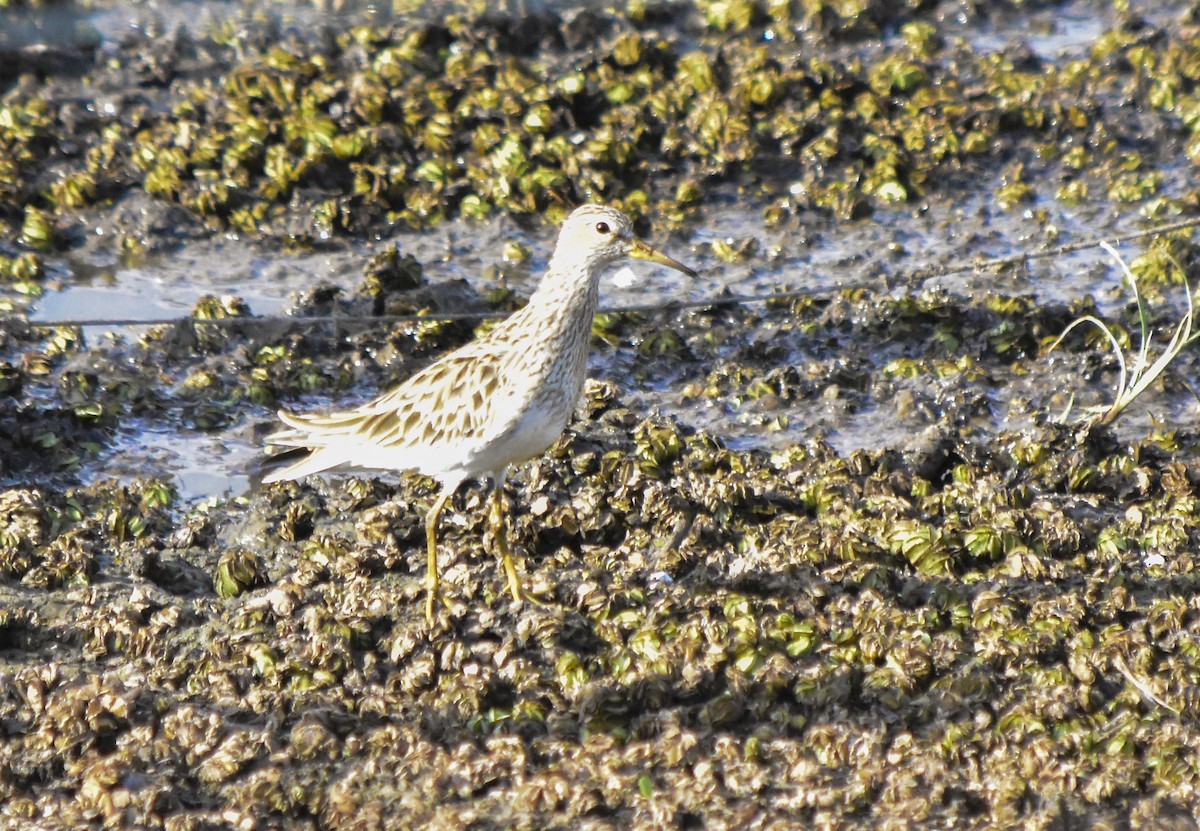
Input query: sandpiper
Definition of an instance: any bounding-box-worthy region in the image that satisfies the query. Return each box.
[263,205,696,624]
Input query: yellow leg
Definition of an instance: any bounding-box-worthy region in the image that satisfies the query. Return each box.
[425,488,454,626]
[489,486,524,604]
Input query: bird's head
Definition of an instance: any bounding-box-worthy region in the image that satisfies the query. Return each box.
[556,205,697,277]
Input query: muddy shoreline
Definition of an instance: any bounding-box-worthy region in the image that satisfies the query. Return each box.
[4,1,1200,828]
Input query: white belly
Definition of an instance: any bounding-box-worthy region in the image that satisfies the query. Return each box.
[466,386,574,477]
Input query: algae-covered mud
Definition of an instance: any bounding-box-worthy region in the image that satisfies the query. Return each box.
[5,0,1200,828]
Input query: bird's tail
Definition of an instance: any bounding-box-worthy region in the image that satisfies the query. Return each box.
[260,409,350,483]
[260,448,349,483]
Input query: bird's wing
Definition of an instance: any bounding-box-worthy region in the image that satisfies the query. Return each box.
[270,347,506,454]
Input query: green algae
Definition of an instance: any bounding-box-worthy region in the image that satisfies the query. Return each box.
[0,1,1196,244]
[7,401,1200,827]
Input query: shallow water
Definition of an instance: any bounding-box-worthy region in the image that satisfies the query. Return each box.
[32,239,368,339]
[967,0,1106,58]
[34,192,1200,500]
[15,0,1200,502]
[97,422,257,499]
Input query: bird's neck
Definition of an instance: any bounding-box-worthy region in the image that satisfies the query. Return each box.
[525,253,603,325]
[498,253,603,390]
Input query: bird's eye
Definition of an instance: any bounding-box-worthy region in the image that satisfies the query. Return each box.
[595,221,610,234]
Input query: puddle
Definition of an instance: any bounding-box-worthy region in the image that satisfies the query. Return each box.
[3,0,385,52]
[95,425,257,500]
[967,0,1109,58]
[31,238,370,343]
[3,0,606,55]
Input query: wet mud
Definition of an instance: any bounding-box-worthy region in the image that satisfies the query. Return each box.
[4,1,1200,828]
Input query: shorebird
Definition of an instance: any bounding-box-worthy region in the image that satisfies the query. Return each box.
[263,205,696,624]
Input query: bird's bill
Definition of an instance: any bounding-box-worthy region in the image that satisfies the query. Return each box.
[629,238,697,277]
